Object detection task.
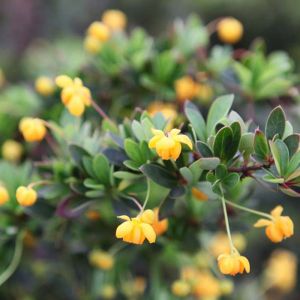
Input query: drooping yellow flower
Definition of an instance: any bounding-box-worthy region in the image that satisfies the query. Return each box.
[148,128,193,160]
[16,186,37,206]
[218,252,250,276]
[2,140,23,162]
[254,206,294,243]
[102,9,127,31]
[19,118,47,142]
[84,35,102,54]
[175,76,200,102]
[217,17,243,44]
[89,250,114,270]
[209,232,247,257]
[0,186,9,205]
[152,207,168,236]
[192,187,209,201]
[35,76,55,96]
[264,249,297,293]
[171,280,191,297]
[147,101,177,130]
[87,21,110,42]
[55,75,91,117]
[115,209,156,244]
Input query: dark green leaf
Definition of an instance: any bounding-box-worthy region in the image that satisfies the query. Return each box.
[140,163,177,188]
[284,134,299,157]
[265,106,286,140]
[254,130,269,161]
[213,126,233,162]
[269,140,289,175]
[93,154,111,186]
[196,141,213,157]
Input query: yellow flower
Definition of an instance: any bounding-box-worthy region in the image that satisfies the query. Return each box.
[192,187,209,201]
[115,209,156,244]
[84,35,102,54]
[55,75,91,117]
[217,17,243,44]
[147,101,177,130]
[89,250,114,270]
[218,252,250,276]
[16,186,37,206]
[87,21,110,42]
[102,9,127,31]
[209,232,247,257]
[2,140,23,162]
[148,128,193,160]
[19,118,47,142]
[35,76,55,96]
[175,76,200,102]
[152,207,168,236]
[264,249,297,293]
[0,186,9,205]
[171,280,191,297]
[100,284,116,299]
[254,206,294,243]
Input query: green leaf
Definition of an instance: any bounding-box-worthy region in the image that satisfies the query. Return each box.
[140,164,177,188]
[265,106,286,140]
[69,144,91,168]
[254,130,269,161]
[93,154,111,186]
[222,173,240,189]
[123,160,140,171]
[124,139,143,163]
[239,133,254,157]
[213,126,233,162]
[262,174,284,184]
[284,134,299,157]
[184,101,206,141]
[113,171,143,180]
[196,157,220,170]
[269,140,289,175]
[215,164,228,179]
[228,122,241,159]
[206,94,234,136]
[179,167,193,185]
[131,120,147,141]
[82,156,96,178]
[196,141,213,157]
[188,160,203,183]
[286,151,300,178]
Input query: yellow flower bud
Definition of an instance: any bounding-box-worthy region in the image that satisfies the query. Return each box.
[35,76,55,96]
[85,210,101,220]
[175,76,200,102]
[171,280,191,297]
[55,75,73,88]
[2,140,23,162]
[100,284,116,299]
[217,17,243,44]
[0,186,9,205]
[102,10,127,31]
[19,118,47,142]
[87,22,110,42]
[84,35,102,54]
[89,250,114,270]
[16,186,37,206]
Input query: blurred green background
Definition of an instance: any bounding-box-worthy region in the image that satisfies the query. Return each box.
[2,0,300,80]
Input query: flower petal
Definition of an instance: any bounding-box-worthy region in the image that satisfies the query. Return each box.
[253,219,272,228]
[239,256,250,273]
[271,205,283,217]
[148,135,162,148]
[116,221,133,238]
[171,142,182,160]
[141,223,156,243]
[151,128,164,136]
[174,134,193,149]
[117,215,130,221]
[169,129,181,137]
